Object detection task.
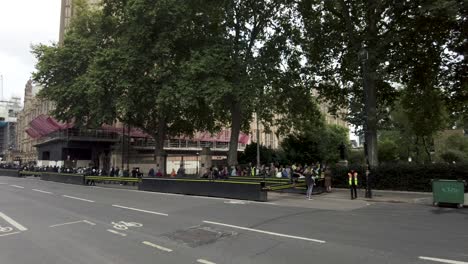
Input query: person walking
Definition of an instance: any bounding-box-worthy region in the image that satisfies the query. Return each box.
[348,169,358,199]
[305,167,315,200]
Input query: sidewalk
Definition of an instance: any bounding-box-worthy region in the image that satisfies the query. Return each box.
[271,188,468,208]
[324,188,434,205]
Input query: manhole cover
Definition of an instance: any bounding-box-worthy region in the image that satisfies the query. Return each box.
[163,225,236,247]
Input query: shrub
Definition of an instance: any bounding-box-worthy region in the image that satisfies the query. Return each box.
[330,163,468,192]
[440,150,467,163]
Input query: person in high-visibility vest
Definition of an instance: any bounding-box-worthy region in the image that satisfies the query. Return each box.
[348,169,358,199]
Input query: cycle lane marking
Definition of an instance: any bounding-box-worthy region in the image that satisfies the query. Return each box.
[0,231,21,237]
[0,211,28,231]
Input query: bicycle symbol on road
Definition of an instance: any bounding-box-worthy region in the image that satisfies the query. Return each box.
[111,221,143,230]
[0,225,13,233]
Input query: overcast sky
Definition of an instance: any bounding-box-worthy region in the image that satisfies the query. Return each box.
[0,0,61,103]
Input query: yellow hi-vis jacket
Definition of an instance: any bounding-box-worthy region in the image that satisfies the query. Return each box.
[348,172,358,186]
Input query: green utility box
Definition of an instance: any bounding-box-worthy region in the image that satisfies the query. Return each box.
[431,179,466,208]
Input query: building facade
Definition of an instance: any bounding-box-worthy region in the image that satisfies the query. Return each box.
[0,97,22,160]
[15,80,55,163]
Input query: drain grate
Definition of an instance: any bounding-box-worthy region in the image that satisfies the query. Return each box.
[163,225,237,247]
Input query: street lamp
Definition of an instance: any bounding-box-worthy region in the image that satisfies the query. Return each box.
[196,152,199,177]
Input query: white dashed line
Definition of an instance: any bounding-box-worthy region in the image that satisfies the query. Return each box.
[142,241,173,252]
[0,212,28,231]
[32,189,53,194]
[62,195,95,203]
[107,229,127,236]
[0,231,21,237]
[82,220,96,225]
[112,204,168,216]
[49,220,96,228]
[419,256,468,264]
[197,259,217,264]
[49,220,86,228]
[203,220,326,244]
[10,185,24,189]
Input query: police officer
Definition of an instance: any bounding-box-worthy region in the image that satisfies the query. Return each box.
[348,169,358,199]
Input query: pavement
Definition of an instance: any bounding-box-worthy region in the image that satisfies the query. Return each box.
[1,176,468,264]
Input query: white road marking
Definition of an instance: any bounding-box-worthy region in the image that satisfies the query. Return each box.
[112,204,168,216]
[224,200,248,204]
[142,241,173,252]
[62,195,95,203]
[50,220,87,228]
[32,189,53,194]
[0,182,7,184]
[203,220,326,244]
[0,231,21,237]
[107,229,127,236]
[49,220,95,228]
[197,259,216,264]
[0,212,28,231]
[419,256,468,264]
[10,185,24,189]
[83,220,96,226]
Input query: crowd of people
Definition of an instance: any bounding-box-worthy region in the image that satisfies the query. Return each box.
[198,162,334,199]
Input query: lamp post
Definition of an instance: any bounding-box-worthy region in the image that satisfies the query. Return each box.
[196,152,199,176]
[256,112,260,170]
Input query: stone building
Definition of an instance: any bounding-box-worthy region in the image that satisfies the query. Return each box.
[15,80,54,163]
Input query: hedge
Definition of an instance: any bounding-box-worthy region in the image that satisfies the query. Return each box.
[331,163,468,192]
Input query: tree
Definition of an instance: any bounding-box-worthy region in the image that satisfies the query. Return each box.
[32,1,110,127]
[437,133,468,163]
[33,0,215,173]
[183,0,319,166]
[440,0,468,122]
[97,0,217,173]
[378,138,399,163]
[238,143,281,165]
[280,123,350,165]
[298,0,463,168]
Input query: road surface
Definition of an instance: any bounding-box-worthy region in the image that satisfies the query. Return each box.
[0,176,467,264]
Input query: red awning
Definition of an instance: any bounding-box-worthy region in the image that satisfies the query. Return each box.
[25,127,42,139]
[28,115,69,136]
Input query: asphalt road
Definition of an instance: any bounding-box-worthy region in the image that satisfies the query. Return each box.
[0,176,467,264]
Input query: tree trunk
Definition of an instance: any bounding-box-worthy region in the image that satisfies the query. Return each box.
[422,136,432,163]
[364,0,379,169]
[154,118,167,175]
[228,101,242,166]
[415,137,420,162]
